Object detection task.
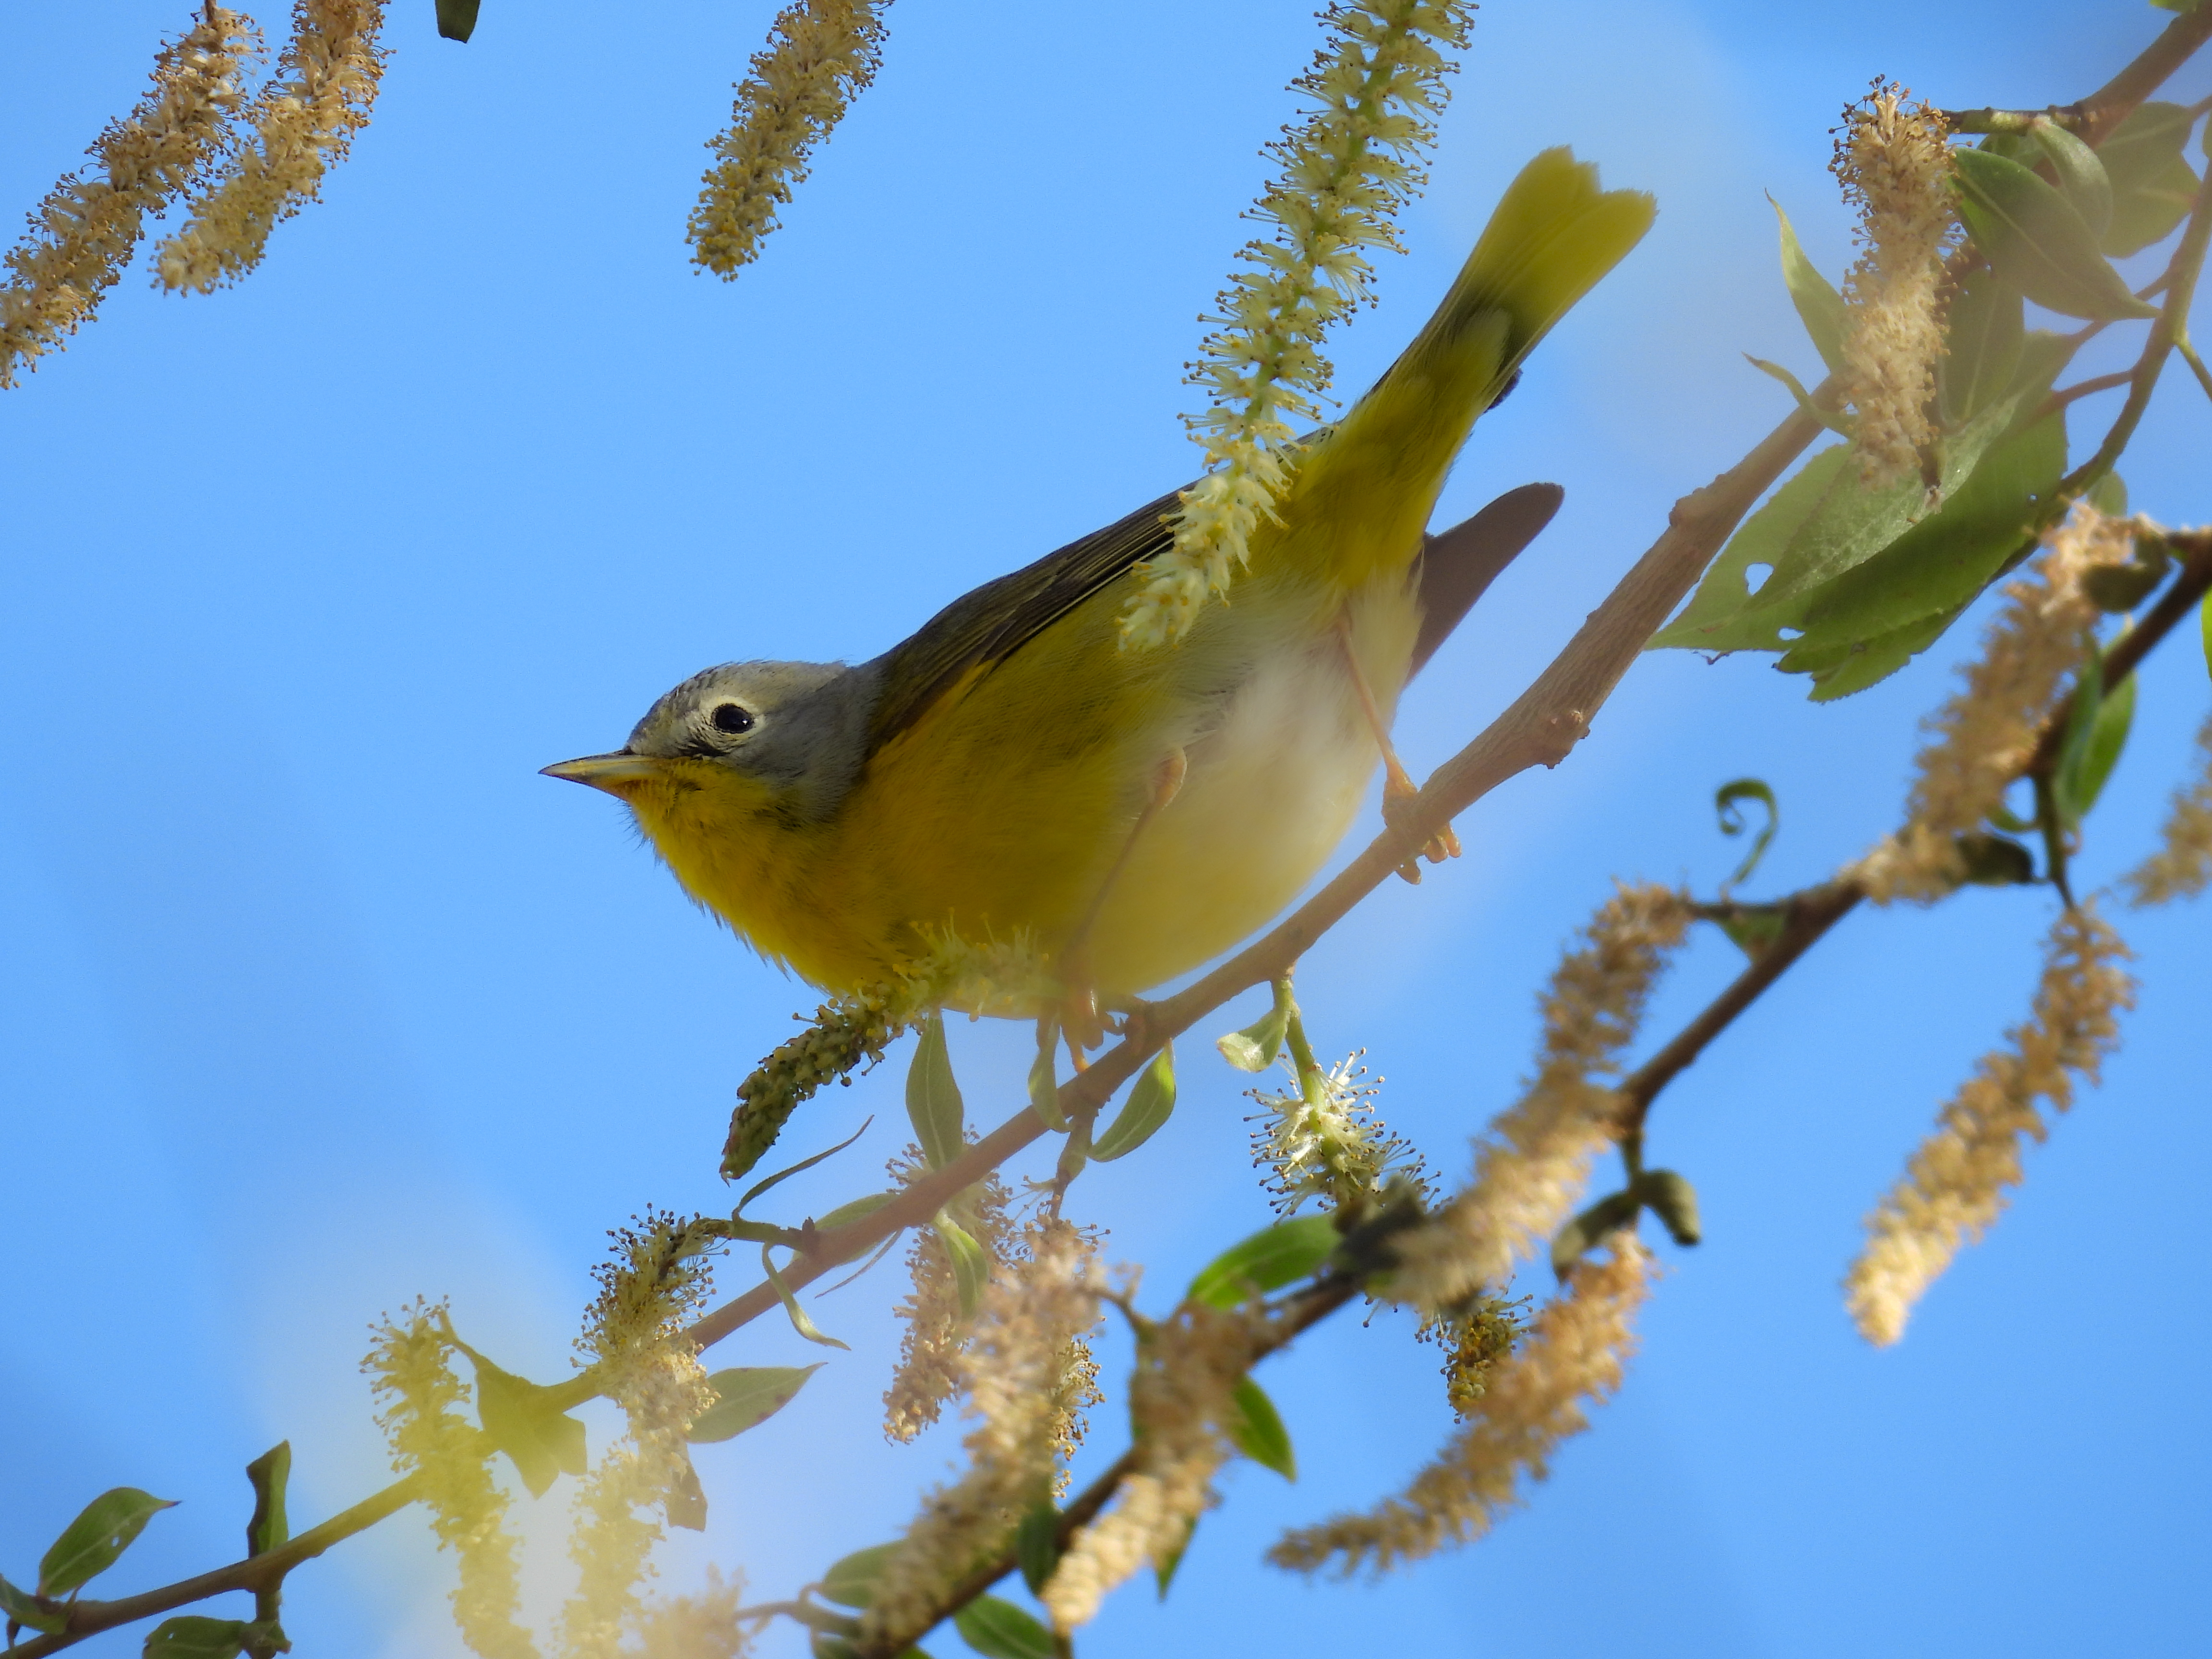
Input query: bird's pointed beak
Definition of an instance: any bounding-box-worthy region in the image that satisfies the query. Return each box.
[541,751,661,793]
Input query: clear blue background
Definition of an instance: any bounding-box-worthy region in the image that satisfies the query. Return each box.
[4,3,2208,1655]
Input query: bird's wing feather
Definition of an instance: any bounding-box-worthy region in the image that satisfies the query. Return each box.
[863,485,1182,755]
[1409,482,1563,678]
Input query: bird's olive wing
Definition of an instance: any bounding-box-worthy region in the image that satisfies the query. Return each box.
[863,485,1183,756]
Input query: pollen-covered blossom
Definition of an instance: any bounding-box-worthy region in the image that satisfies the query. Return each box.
[1120,0,1475,649]
[882,1148,1016,1443]
[1268,1236,1651,1576]
[1854,506,2135,904]
[863,1220,1104,1649]
[561,1214,720,1659]
[632,1566,751,1659]
[363,1301,538,1659]
[1833,83,1955,488]
[1041,1302,1268,1633]
[156,0,386,292]
[1846,904,2133,1346]
[687,0,889,277]
[1249,1048,1426,1214]
[1389,884,1691,1311]
[1,8,253,387]
[2124,712,2212,906]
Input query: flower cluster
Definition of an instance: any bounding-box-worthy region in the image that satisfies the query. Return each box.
[1832,82,1955,488]
[1391,883,1691,1310]
[1041,1301,1266,1632]
[1855,505,2136,903]
[362,1300,537,1659]
[631,1567,751,1659]
[687,0,889,277]
[157,0,387,293]
[1268,1236,1651,1576]
[1845,904,2134,1345]
[2123,711,2212,906]
[1249,1048,1426,1214]
[1120,0,1475,648]
[882,1146,1017,1443]
[561,1214,720,1659]
[1,7,253,386]
[864,1220,1105,1647]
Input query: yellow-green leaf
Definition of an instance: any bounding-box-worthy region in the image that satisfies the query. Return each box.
[689,1364,824,1443]
[1954,148,2156,321]
[953,1596,1057,1659]
[906,1014,965,1170]
[38,1488,176,1598]
[1187,1215,1339,1308]
[1226,1376,1297,1479]
[1091,1042,1176,1161]
[1769,195,1848,375]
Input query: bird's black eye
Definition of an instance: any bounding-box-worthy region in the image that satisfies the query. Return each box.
[710,702,754,736]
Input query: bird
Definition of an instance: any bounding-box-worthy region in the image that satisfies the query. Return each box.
[545,148,1652,1030]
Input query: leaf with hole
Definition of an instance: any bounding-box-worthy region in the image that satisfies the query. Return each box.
[142,1616,249,1658]
[38,1487,176,1598]
[1091,1042,1176,1161]
[906,1015,966,1170]
[1767,195,1848,376]
[689,1364,824,1443]
[953,1596,1058,1659]
[1187,1215,1339,1308]
[1226,1377,1297,1479]
[1953,148,2156,321]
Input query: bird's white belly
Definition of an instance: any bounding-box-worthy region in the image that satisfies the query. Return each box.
[1084,585,1416,995]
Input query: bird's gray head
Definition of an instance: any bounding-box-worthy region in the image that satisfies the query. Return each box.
[609,659,881,820]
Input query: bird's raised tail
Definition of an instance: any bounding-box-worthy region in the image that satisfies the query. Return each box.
[1278,147,1654,588]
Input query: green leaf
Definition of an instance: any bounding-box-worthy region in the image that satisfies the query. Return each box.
[1187,1215,1339,1308]
[1153,1514,1196,1599]
[1226,1377,1296,1479]
[665,1455,708,1531]
[1028,1020,1066,1131]
[1941,266,2026,425]
[816,1543,900,1609]
[763,1243,852,1350]
[2097,101,2201,256]
[907,1014,966,1170]
[811,1190,898,1233]
[1653,350,2059,658]
[935,1211,991,1321]
[1550,1190,1641,1279]
[434,0,482,43]
[1713,778,1779,894]
[2028,120,2114,238]
[1779,414,2067,694]
[2087,472,2128,517]
[953,1596,1058,1659]
[0,1575,66,1636]
[1015,1502,1062,1595]
[39,1488,176,1597]
[689,1364,824,1443]
[1953,148,2157,321]
[2055,641,2138,828]
[1744,355,1856,437]
[244,1443,290,1557]
[458,1345,588,1498]
[1217,980,1295,1074]
[1091,1042,1177,1161]
[142,1616,248,1659]
[1768,196,1848,375]
[1796,601,1968,703]
[736,1117,876,1218]
[1634,1169,1702,1247]
[1711,901,1789,959]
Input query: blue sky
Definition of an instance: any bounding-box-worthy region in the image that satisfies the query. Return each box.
[2,2,2208,1656]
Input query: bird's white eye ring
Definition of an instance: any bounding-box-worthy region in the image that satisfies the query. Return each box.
[710,702,754,736]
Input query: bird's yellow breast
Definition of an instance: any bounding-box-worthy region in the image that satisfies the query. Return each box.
[629,567,1419,1002]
